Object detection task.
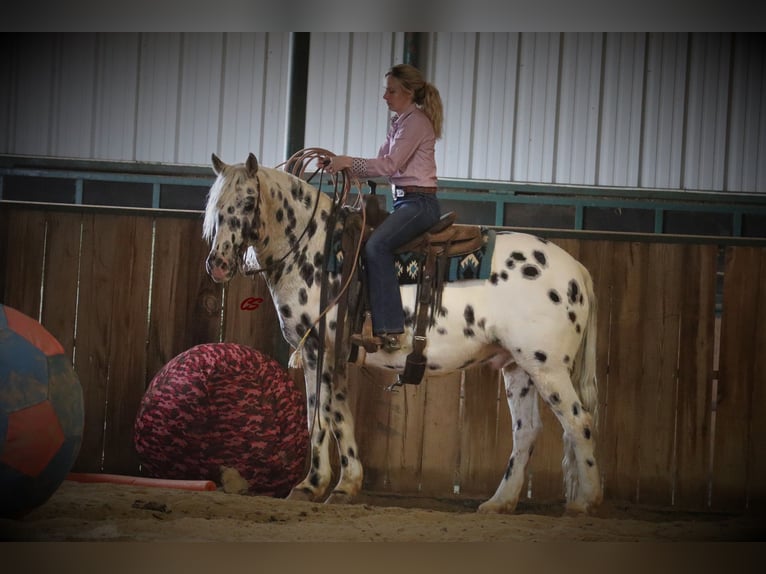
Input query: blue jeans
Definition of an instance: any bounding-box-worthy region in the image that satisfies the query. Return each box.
[364,192,441,335]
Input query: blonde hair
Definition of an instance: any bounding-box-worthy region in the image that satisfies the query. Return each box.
[386,64,443,139]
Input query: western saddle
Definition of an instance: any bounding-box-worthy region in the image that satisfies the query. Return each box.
[337,184,484,387]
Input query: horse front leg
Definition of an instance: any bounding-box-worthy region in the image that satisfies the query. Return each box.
[324,370,363,504]
[286,358,335,502]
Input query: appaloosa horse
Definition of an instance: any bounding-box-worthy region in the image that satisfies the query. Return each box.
[203,152,602,514]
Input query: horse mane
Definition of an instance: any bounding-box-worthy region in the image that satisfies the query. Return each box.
[202,163,256,243]
[202,160,325,243]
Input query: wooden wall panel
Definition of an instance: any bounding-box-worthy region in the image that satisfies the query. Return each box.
[747,248,766,513]
[73,213,153,474]
[713,246,765,511]
[635,243,683,505]
[600,241,647,503]
[419,372,462,496]
[3,204,765,512]
[222,272,284,361]
[2,208,46,319]
[146,217,223,381]
[458,366,504,496]
[577,239,616,451]
[674,244,717,509]
[384,383,427,494]
[40,211,82,358]
[349,366,398,492]
[527,401,565,502]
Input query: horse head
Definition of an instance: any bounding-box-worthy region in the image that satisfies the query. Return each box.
[203,153,261,283]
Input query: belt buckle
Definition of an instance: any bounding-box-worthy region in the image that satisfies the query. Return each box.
[393,187,406,199]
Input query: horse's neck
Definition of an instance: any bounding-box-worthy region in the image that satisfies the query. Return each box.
[256,172,332,288]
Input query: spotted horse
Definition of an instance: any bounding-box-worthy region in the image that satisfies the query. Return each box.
[203,152,603,514]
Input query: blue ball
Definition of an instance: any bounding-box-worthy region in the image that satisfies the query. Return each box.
[0,305,84,518]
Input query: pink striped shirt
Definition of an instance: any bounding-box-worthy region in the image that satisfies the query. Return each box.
[352,104,437,188]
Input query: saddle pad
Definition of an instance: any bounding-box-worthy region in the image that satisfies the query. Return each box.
[395,228,496,284]
[328,221,496,284]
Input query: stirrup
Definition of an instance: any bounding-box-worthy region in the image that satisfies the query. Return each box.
[350,332,383,353]
[350,333,401,353]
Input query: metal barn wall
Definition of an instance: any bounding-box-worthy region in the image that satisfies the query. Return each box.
[0,33,292,169]
[1,32,764,194]
[304,33,407,160]
[305,32,765,194]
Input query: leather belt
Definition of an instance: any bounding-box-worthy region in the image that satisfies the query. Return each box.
[393,186,438,198]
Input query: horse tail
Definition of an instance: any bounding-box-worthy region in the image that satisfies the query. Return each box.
[572,262,599,428]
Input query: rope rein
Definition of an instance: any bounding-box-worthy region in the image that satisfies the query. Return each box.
[278,148,367,361]
[285,148,368,443]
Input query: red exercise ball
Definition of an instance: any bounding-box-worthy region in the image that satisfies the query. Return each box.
[134,343,308,497]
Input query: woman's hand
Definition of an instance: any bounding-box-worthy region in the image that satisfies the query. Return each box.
[321,155,352,175]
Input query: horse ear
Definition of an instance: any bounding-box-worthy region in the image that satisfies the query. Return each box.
[246,153,259,176]
[212,153,226,174]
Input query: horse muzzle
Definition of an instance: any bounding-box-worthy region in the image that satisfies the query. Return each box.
[206,253,235,283]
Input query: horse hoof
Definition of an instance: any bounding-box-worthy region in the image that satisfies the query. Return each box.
[286,488,316,502]
[324,491,353,505]
[477,500,516,514]
[564,501,590,515]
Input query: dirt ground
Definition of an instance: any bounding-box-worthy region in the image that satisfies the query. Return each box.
[1,481,763,542]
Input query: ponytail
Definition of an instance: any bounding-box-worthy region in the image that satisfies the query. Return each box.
[387,64,444,139]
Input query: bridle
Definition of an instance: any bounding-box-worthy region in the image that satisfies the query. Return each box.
[235,147,360,279]
[232,147,370,443]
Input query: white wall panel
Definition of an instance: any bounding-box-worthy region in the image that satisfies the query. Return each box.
[514,32,561,183]
[597,33,646,188]
[345,33,398,160]
[0,37,11,152]
[684,33,732,191]
[304,33,404,161]
[52,34,98,159]
[305,34,352,156]
[257,33,291,168]
[430,33,477,180]
[216,33,290,168]
[1,32,763,194]
[726,33,766,193]
[640,33,688,189]
[555,32,603,185]
[470,33,519,181]
[0,32,291,168]
[135,33,182,164]
[175,33,224,165]
[92,34,140,161]
[8,35,58,156]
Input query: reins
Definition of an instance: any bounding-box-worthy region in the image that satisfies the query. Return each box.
[247,147,369,442]
[276,148,367,360]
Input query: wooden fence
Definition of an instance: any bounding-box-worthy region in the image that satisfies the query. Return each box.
[1,202,764,514]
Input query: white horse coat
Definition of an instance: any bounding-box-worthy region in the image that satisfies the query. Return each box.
[203,153,602,514]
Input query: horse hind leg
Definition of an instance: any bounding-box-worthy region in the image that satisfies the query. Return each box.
[534,367,602,514]
[478,365,542,514]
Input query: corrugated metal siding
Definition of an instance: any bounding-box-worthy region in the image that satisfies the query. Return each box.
[555,32,603,186]
[424,32,764,193]
[304,33,404,160]
[92,34,140,161]
[726,33,766,193]
[135,33,182,164]
[0,32,291,168]
[597,32,646,188]
[683,33,732,192]
[1,32,763,193]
